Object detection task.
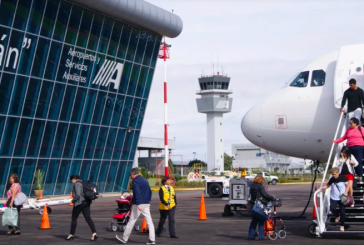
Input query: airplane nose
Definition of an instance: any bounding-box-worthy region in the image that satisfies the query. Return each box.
[241,105,263,144]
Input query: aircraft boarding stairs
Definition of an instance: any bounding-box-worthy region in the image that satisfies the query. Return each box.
[313,114,364,236]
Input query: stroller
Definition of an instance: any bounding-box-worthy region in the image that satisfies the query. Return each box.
[109,192,140,232]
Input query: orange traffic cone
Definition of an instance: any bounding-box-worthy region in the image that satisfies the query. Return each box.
[69,192,74,206]
[39,193,43,200]
[199,194,207,220]
[141,218,148,232]
[40,205,50,229]
[312,195,318,218]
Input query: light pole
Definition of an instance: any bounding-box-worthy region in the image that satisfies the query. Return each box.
[158,37,171,177]
[193,152,196,160]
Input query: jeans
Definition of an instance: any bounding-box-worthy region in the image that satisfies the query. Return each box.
[349,145,363,178]
[330,198,345,226]
[122,204,155,242]
[70,201,96,235]
[248,216,265,239]
[156,207,176,236]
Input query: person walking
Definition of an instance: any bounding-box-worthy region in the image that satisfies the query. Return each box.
[66,175,97,241]
[333,117,364,181]
[341,78,364,127]
[248,176,275,240]
[156,177,178,238]
[116,168,155,245]
[333,146,358,206]
[6,173,22,235]
[317,168,349,232]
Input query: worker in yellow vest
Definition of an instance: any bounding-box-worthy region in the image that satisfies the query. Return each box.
[156,177,178,238]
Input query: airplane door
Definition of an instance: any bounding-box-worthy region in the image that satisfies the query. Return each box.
[334,44,364,109]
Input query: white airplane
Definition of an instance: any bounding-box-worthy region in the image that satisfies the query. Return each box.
[241,44,364,161]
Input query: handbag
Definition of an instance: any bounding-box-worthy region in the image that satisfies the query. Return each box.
[2,208,18,227]
[251,200,270,221]
[14,192,27,206]
[334,183,353,207]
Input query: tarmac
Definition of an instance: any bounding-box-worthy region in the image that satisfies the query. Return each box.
[1,184,364,245]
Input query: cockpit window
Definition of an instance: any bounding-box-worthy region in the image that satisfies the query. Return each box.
[290,71,309,87]
[311,70,326,87]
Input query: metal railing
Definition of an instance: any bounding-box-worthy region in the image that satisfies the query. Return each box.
[313,113,346,236]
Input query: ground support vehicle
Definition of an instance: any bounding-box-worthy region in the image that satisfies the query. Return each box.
[204,172,255,198]
[257,172,279,185]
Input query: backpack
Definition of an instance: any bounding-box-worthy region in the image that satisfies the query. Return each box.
[82,180,99,202]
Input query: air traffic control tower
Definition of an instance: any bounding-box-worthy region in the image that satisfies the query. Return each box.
[196,72,233,172]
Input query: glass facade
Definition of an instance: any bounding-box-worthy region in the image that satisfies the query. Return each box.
[0,0,161,197]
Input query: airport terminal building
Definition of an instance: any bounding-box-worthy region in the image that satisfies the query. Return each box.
[0,0,182,197]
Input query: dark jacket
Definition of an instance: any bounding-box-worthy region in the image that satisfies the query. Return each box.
[72,180,86,206]
[132,175,152,205]
[341,87,364,112]
[249,182,275,204]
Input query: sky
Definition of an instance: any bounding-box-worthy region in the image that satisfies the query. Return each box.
[141,0,364,163]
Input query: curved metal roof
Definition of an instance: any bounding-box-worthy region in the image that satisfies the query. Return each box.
[69,0,183,38]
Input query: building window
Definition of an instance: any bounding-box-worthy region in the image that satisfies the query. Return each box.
[0,0,162,197]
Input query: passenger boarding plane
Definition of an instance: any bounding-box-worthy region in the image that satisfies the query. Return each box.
[241,44,364,161]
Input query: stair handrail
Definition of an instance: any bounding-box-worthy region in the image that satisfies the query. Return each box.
[320,113,345,188]
[314,113,347,236]
[314,189,324,234]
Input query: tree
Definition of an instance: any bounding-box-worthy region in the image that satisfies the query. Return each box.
[188,159,207,167]
[224,153,233,170]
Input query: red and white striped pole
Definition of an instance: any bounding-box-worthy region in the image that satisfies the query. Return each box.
[159,36,171,177]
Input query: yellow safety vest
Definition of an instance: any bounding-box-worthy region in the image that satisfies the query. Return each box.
[159,186,176,210]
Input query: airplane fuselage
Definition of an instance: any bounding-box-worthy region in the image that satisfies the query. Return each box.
[242,52,340,161]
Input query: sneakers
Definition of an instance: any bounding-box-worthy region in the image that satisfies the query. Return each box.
[116,235,155,244]
[351,200,355,207]
[116,235,127,244]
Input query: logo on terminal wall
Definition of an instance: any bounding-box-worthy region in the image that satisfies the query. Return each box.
[92,59,124,90]
[216,100,229,109]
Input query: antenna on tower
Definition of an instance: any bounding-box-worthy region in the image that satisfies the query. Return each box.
[217,51,220,74]
[212,53,215,76]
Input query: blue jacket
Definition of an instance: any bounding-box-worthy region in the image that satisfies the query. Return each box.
[132,175,152,205]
